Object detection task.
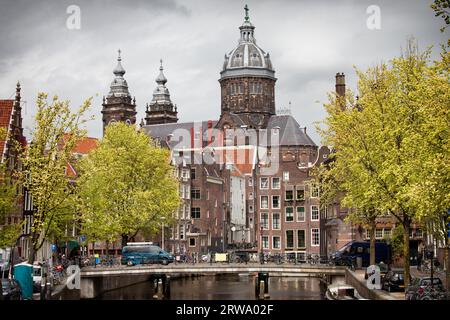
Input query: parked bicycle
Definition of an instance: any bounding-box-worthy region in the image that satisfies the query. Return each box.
[51,265,66,285]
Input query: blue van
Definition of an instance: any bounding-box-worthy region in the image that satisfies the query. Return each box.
[121,245,174,266]
[332,241,391,267]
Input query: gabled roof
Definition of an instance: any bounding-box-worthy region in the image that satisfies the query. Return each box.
[71,136,98,155]
[65,136,98,178]
[142,120,218,149]
[0,100,14,161]
[267,115,316,147]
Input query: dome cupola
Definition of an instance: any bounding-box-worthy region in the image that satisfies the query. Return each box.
[217,6,277,129]
[221,5,275,80]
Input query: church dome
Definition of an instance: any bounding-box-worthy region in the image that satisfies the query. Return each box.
[221,7,275,80]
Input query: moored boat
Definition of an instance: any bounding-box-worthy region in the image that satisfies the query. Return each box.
[326,283,367,300]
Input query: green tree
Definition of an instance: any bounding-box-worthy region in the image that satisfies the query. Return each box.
[0,127,22,248]
[318,41,449,286]
[314,161,381,266]
[76,122,180,247]
[21,93,91,262]
[431,0,450,32]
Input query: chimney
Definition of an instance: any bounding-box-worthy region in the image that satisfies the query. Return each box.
[335,72,345,98]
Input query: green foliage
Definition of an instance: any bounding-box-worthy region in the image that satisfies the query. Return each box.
[0,223,22,248]
[76,122,180,243]
[0,166,17,222]
[431,0,450,32]
[21,93,91,259]
[0,127,22,249]
[386,224,405,258]
[318,39,449,284]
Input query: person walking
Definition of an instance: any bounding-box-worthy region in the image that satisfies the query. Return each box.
[417,243,424,271]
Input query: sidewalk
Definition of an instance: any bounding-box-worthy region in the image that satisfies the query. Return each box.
[351,269,404,300]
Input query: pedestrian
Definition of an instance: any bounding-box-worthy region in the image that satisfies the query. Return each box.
[417,243,423,271]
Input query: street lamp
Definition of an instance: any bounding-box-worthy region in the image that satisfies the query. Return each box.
[260,225,264,265]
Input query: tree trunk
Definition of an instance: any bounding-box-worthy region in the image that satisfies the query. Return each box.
[403,220,411,287]
[121,234,129,248]
[106,240,110,260]
[28,232,39,264]
[445,237,450,291]
[369,220,376,266]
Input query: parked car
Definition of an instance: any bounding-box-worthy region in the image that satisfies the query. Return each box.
[405,277,445,300]
[1,278,22,300]
[382,268,408,292]
[121,244,174,266]
[331,241,392,268]
[32,264,43,293]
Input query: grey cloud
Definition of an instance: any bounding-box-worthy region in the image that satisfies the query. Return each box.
[0,0,447,144]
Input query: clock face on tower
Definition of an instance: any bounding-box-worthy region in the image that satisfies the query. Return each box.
[249,114,263,126]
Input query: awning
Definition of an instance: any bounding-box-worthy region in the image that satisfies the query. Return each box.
[68,240,79,251]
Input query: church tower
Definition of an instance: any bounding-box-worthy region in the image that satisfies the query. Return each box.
[144,60,178,125]
[217,5,276,129]
[101,50,137,133]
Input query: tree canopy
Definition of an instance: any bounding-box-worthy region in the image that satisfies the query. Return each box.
[318,41,450,285]
[21,93,91,262]
[76,122,180,245]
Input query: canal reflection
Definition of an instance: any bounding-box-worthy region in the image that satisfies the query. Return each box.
[98,274,326,300]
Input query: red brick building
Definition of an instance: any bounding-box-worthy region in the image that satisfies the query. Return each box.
[0,82,27,258]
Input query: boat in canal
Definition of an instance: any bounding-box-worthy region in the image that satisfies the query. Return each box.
[325,283,367,300]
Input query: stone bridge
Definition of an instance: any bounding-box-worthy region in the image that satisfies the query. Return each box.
[80,263,346,298]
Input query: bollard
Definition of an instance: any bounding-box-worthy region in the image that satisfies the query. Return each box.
[156,279,163,299]
[163,275,171,300]
[152,278,159,299]
[255,272,270,299]
[259,280,265,299]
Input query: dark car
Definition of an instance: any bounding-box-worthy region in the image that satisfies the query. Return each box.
[1,279,22,300]
[382,269,407,292]
[405,277,445,300]
[332,241,392,268]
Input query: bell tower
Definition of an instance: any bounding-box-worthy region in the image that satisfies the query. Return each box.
[217,5,276,129]
[145,59,178,125]
[101,50,137,133]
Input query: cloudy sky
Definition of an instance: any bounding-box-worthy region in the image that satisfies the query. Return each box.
[0,0,447,144]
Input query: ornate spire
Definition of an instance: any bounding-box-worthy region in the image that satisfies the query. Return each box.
[239,5,255,43]
[108,49,130,98]
[156,59,167,85]
[145,59,178,125]
[244,4,249,22]
[113,49,126,76]
[15,81,21,102]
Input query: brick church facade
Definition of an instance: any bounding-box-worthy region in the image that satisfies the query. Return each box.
[100,8,334,259]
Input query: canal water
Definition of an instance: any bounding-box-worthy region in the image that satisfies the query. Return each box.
[98,274,327,300]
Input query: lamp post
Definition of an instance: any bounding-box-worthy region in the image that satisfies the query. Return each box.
[260,225,264,265]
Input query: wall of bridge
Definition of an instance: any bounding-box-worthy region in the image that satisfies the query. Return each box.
[81,274,153,299]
